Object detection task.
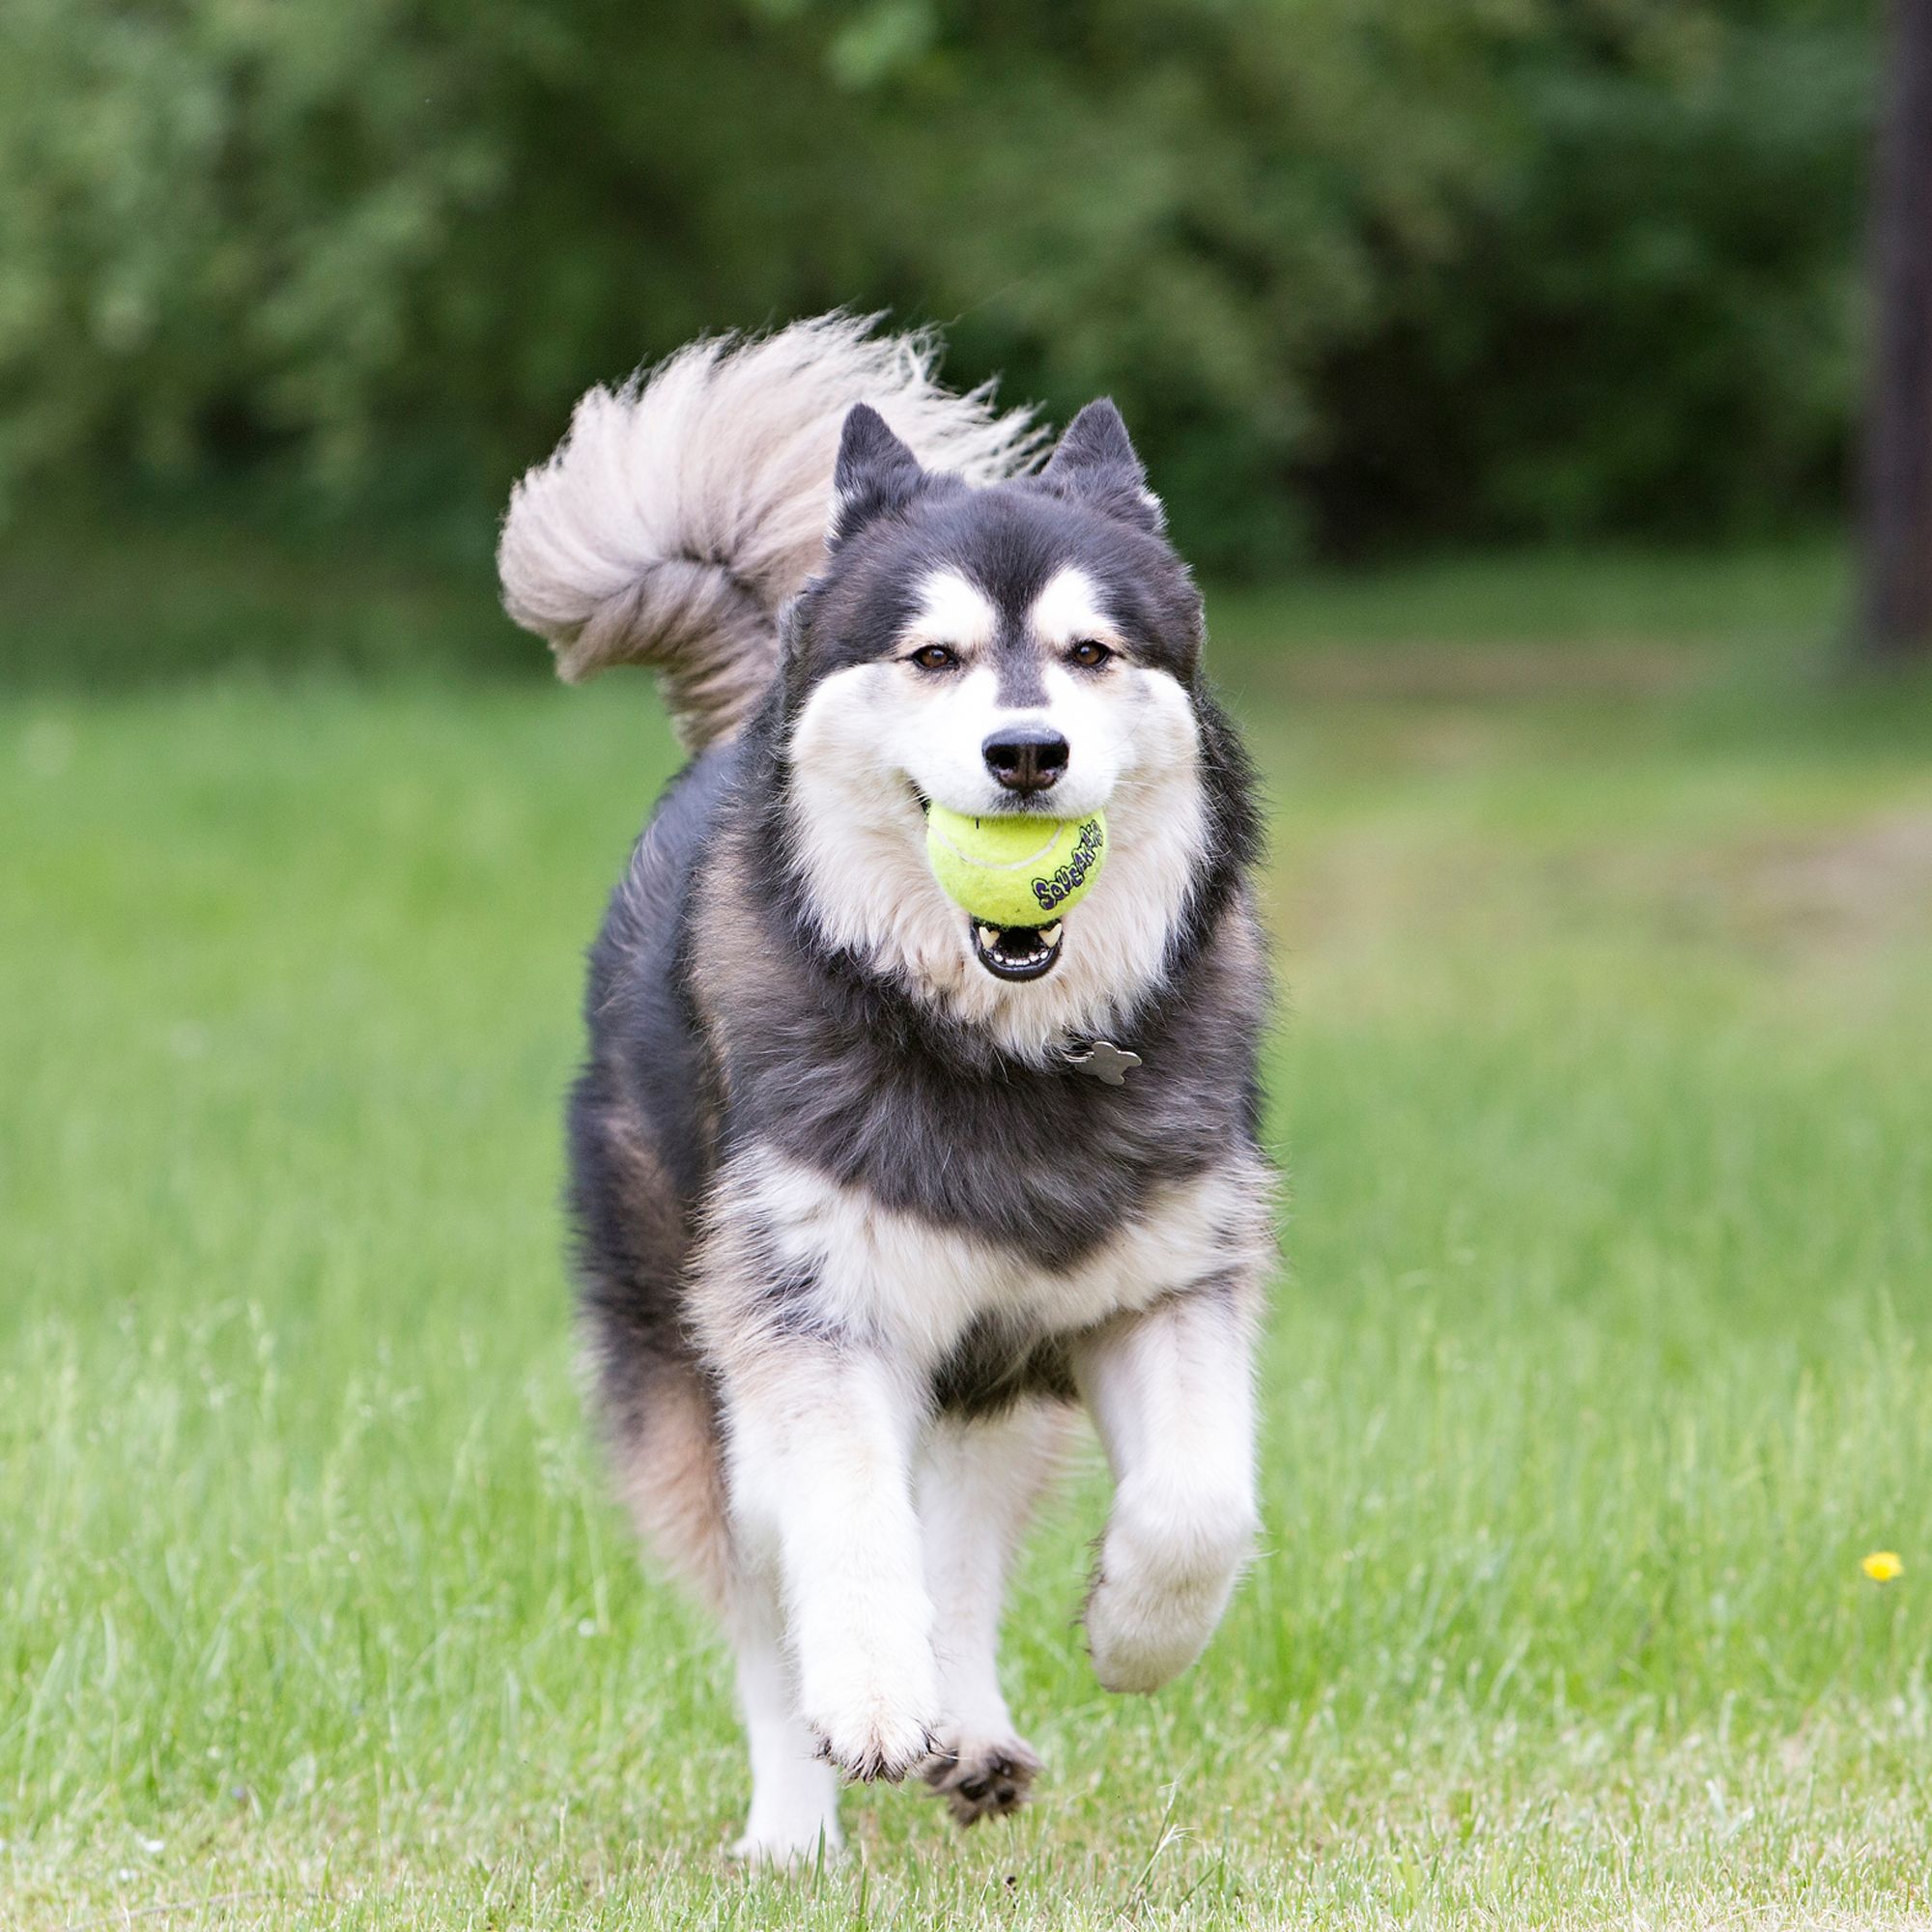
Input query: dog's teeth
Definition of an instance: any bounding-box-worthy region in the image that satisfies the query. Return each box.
[977,924,1001,950]
[1039,923,1063,946]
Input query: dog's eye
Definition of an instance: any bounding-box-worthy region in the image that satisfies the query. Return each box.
[1068,639,1113,668]
[910,644,960,672]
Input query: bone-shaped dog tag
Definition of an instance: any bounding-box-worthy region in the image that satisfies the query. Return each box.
[1065,1039,1141,1086]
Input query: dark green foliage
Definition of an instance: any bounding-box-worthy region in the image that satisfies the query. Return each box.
[1308,7,1875,552]
[0,0,1876,570]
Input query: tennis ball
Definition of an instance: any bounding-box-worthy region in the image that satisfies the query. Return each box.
[924,804,1107,927]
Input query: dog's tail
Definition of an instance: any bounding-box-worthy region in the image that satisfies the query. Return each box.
[497,314,1041,751]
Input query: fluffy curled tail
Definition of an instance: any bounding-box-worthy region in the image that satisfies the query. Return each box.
[497,314,1041,751]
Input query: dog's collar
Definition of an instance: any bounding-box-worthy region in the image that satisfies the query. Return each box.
[1062,1038,1141,1085]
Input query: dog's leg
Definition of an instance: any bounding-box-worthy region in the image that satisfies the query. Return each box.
[1071,1282,1260,1693]
[723,1346,940,1783]
[918,1403,1069,1825]
[727,1564,843,1866]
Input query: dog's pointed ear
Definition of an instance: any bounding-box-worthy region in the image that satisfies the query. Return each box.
[827,403,923,551]
[1041,399,1164,534]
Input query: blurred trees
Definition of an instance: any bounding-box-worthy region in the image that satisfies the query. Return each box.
[0,0,1876,571]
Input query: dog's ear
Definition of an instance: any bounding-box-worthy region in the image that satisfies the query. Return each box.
[827,403,923,551]
[1040,399,1164,535]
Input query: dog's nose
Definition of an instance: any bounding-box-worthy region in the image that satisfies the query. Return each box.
[982,725,1070,795]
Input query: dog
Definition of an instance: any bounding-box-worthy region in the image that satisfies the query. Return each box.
[498,315,1273,1862]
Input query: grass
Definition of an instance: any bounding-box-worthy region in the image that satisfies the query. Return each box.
[3,532,1930,1927]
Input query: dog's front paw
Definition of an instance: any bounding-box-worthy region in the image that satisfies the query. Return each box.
[924,1729,1040,1826]
[1085,1489,1256,1693]
[803,1662,939,1782]
[808,1703,938,1782]
[798,1621,941,1780]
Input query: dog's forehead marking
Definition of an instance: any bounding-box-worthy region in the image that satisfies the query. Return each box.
[1028,564,1120,645]
[909,568,1000,648]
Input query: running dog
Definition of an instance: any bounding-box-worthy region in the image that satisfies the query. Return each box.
[498,315,1272,1861]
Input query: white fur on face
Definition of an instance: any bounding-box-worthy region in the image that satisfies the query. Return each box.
[909,567,1001,654]
[785,639,1209,1059]
[1026,563,1122,654]
[879,565,1126,818]
[875,564,1134,820]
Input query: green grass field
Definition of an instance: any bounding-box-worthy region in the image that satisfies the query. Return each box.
[4,540,1930,1927]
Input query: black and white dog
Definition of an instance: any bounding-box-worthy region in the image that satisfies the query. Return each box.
[499,316,1272,1861]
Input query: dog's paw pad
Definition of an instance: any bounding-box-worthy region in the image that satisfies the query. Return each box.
[924,1735,1041,1825]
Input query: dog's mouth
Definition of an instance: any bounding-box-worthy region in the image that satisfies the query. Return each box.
[910,785,1067,982]
[969,917,1064,981]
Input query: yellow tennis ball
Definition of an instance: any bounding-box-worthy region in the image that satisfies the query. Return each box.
[924,805,1108,926]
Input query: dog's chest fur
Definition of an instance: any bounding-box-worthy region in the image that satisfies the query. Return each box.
[720,1147,1271,1384]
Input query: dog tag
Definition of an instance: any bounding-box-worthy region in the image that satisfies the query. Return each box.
[1065,1039,1141,1085]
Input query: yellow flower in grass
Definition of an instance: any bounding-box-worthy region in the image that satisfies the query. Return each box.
[1861,1550,1904,1583]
